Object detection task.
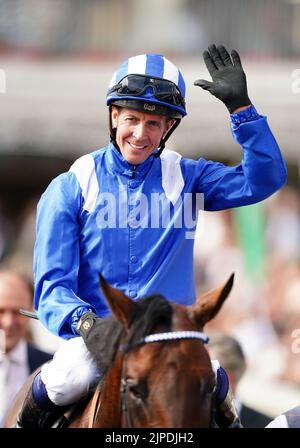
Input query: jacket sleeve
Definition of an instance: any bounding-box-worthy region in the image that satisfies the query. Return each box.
[196,106,287,211]
[33,172,95,339]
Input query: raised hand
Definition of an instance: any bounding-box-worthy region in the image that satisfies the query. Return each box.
[194,44,251,113]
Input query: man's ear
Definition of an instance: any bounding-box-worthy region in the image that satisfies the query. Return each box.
[111,106,119,128]
[163,118,176,139]
[166,118,176,131]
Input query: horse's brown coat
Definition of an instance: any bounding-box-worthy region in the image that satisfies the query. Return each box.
[5,274,234,428]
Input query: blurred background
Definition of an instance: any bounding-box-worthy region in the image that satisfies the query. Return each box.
[0,0,299,420]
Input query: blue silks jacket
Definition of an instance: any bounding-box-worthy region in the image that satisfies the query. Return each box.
[33,106,287,338]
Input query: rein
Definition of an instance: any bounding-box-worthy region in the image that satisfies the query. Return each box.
[119,330,209,428]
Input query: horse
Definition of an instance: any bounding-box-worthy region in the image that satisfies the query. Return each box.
[4,273,234,428]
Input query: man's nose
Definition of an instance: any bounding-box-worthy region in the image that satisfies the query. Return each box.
[133,123,146,140]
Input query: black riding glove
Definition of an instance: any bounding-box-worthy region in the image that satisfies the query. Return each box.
[77,311,100,340]
[194,44,251,113]
[77,311,107,370]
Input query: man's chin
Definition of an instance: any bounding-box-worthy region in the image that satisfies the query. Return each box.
[122,150,149,165]
[126,157,144,165]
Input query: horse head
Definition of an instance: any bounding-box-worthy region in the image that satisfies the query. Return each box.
[93,273,234,428]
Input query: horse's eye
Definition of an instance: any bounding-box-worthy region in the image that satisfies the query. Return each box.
[127,379,147,401]
[130,385,142,400]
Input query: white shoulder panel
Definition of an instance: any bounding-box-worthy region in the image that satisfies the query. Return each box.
[160,150,184,206]
[69,154,99,213]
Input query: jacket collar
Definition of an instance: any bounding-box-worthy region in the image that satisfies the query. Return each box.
[107,144,156,179]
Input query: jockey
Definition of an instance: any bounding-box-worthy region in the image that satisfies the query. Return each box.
[17,46,287,428]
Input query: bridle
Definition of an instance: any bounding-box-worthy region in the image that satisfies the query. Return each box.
[119,330,209,428]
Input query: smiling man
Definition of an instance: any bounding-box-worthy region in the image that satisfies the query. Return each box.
[111,107,175,165]
[16,47,287,428]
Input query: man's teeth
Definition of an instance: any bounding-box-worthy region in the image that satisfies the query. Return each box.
[129,143,145,149]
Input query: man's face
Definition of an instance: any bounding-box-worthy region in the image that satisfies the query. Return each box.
[0,273,32,353]
[111,107,175,165]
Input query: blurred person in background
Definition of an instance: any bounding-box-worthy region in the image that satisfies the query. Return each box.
[16,45,287,428]
[0,270,52,427]
[208,332,272,428]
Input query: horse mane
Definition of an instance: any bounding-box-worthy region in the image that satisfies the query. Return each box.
[90,294,173,379]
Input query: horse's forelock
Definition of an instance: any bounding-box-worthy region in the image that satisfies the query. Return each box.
[89,316,123,377]
[127,294,173,346]
[92,294,173,378]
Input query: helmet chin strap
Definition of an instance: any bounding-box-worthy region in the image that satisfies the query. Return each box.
[154,119,180,158]
[109,106,181,158]
[109,105,121,152]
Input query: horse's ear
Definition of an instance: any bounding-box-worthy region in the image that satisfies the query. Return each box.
[188,273,234,328]
[99,275,136,329]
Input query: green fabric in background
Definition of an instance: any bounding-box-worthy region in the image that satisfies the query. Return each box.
[233,203,266,282]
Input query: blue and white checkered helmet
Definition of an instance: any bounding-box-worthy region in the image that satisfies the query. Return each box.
[107,54,187,118]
